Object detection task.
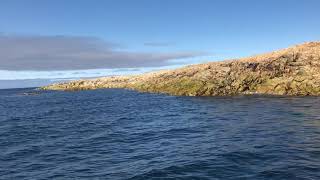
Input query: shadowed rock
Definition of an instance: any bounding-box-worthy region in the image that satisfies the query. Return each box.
[42,42,320,96]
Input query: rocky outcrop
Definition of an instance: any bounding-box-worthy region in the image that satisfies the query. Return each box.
[42,42,320,96]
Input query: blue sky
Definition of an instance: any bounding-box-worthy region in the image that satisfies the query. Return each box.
[0,0,320,88]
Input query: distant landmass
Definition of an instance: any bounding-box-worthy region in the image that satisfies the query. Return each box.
[42,42,320,96]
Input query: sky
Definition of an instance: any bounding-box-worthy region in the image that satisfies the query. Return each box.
[0,0,320,88]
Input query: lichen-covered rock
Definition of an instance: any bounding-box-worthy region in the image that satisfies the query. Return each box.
[42,42,320,96]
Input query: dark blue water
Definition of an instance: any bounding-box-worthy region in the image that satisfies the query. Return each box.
[1,88,320,179]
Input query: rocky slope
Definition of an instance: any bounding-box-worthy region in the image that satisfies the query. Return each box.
[42,42,320,96]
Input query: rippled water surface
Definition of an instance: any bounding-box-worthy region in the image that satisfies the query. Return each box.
[1,88,320,179]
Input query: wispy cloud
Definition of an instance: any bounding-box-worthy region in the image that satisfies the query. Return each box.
[143,42,175,47]
[0,63,189,81]
[0,35,204,71]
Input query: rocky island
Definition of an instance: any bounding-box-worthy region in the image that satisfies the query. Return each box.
[42,42,320,96]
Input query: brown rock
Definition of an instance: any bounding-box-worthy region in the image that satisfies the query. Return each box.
[41,42,320,96]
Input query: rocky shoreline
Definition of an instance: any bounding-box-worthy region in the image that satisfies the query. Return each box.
[42,42,320,96]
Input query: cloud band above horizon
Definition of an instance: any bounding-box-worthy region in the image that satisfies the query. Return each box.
[0,34,204,71]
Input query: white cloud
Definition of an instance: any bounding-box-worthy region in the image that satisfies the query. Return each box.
[0,65,185,80]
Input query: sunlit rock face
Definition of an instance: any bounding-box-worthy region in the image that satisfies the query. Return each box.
[42,42,320,96]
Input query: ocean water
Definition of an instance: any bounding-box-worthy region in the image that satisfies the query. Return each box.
[1,88,320,179]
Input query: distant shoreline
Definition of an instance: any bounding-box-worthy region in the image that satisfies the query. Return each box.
[42,42,320,96]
